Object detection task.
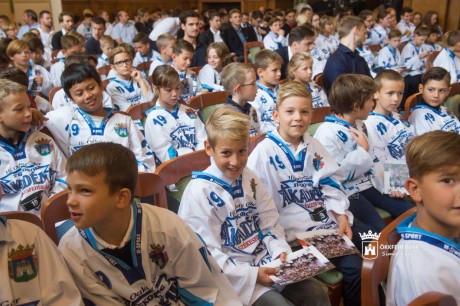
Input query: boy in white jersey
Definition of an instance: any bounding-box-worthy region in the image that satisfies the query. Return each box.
[247,81,365,306]
[171,40,202,104]
[148,33,175,76]
[315,15,339,61]
[106,47,154,112]
[315,74,413,232]
[433,30,460,83]
[423,27,443,53]
[262,17,287,51]
[50,35,82,87]
[0,80,66,216]
[396,7,416,43]
[370,8,390,46]
[44,63,157,172]
[221,62,260,137]
[249,49,282,133]
[59,142,241,305]
[0,215,83,305]
[364,70,414,197]
[96,35,114,69]
[178,107,330,306]
[132,32,159,78]
[387,131,460,305]
[376,29,403,72]
[409,67,460,135]
[144,65,206,165]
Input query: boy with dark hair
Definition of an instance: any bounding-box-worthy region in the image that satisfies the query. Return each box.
[409,67,460,135]
[0,79,66,216]
[178,107,330,306]
[376,29,403,72]
[424,26,443,53]
[85,16,106,55]
[132,32,159,69]
[250,49,282,133]
[59,142,241,305]
[396,7,415,43]
[50,34,82,86]
[433,30,460,83]
[44,63,156,172]
[387,131,460,305]
[76,13,93,40]
[51,11,74,50]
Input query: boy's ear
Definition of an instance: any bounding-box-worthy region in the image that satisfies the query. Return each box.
[418,84,423,93]
[115,188,132,209]
[272,109,279,125]
[405,178,422,204]
[373,91,379,101]
[171,53,177,61]
[152,85,159,95]
[204,140,214,157]
[256,67,264,77]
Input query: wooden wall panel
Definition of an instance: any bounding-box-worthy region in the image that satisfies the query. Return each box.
[12,0,51,25]
[0,0,13,20]
[403,0,458,31]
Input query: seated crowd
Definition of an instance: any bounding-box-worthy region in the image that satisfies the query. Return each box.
[0,3,459,306]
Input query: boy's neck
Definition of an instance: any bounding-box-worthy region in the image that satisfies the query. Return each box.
[141,50,151,57]
[0,128,23,145]
[117,74,131,81]
[94,206,132,246]
[416,209,460,239]
[259,80,275,90]
[172,64,186,74]
[159,100,176,112]
[231,94,248,106]
[373,104,390,117]
[160,53,170,63]
[16,63,29,73]
[335,113,356,125]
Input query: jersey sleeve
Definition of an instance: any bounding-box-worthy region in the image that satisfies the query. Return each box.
[144,110,177,164]
[178,184,260,305]
[43,107,72,158]
[408,110,433,136]
[194,116,207,150]
[401,46,424,73]
[139,79,154,102]
[125,116,156,172]
[49,137,68,196]
[105,82,128,111]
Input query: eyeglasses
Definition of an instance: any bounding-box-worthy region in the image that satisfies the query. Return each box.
[113,59,132,67]
[240,81,257,87]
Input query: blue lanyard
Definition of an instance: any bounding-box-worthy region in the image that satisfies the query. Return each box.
[266,131,306,172]
[192,172,244,199]
[111,77,135,92]
[369,112,400,126]
[77,107,115,136]
[256,81,277,101]
[0,132,29,160]
[446,48,456,60]
[325,115,352,129]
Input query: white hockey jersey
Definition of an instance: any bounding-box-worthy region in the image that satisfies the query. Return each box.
[0,217,83,306]
[263,32,287,51]
[357,46,377,77]
[0,131,67,216]
[306,82,329,108]
[387,214,460,306]
[408,103,460,135]
[144,103,207,164]
[315,34,339,61]
[310,46,327,78]
[396,21,415,43]
[423,42,442,53]
[133,50,160,68]
[44,105,157,172]
[51,88,113,109]
[247,130,352,242]
[59,203,242,306]
[27,62,53,97]
[178,162,291,306]
[401,42,428,76]
[314,116,376,196]
[148,57,173,77]
[223,97,260,137]
[198,64,224,92]
[369,24,388,46]
[377,45,402,71]
[96,54,110,69]
[50,59,65,87]
[173,66,201,104]
[249,82,278,133]
[105,76,154,112]
[433,47,460,84]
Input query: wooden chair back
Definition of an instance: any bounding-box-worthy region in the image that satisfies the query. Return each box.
[408,291,457,306]
[248,133,266,155]
[190,66,203,75]
[309,106,331,136]
[48,86,62,104]
[0,211,43,229]
[244,41,264,64]
[425,51,440,70]
[136,61,152,76]
[314,73,324,88]
[101,79,110,91]
[279,79,288,85]
[369,44,382,54]
[126,101,154,121]
[135,173,168,208]
[361,207,417,306]
[41,190,71,245]
[403,93,423,119]
[188,91,228,110]
[97,65,111,77]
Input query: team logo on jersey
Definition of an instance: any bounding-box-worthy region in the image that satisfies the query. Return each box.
[250,178,257,199]
[150,244,169,269]
[260,96,267,104]
[251,109,258,123]
[8,243,38,282]
[114,123,128,137]
[34,138,53,156]
[359,230,381,260]
[312,153,324,171]
[361,122,368,137]
[185,108,197,119]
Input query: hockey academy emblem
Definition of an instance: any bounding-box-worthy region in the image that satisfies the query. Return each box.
[149,244,169,269]
[114,123,128,138]
[34,138,53,156]
[8,243,38,282]
[250,178,257,200]
[251,109,258,123]
[359,230,381,260]
[312,153,324,171]
[185,108,197,119]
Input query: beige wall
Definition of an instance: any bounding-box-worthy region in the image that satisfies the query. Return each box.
[12,0,51,25]
[403,0,460,32]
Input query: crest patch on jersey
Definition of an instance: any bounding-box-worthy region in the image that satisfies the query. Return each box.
[34,138,53,156]
[250,178,257,200]
[114,123,128,138]
[8,243,38,282]
[185,108,197,119]
[313,153,324,171]
[149,244,169,269]
[251,109,258,123]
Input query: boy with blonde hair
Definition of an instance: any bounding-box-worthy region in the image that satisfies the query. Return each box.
[249,49,282,133]
[97,35,114,68]
[248,81,365,306]
[178,107,329,306]
[221,62,260,137]
[387,131,460,305]
[148,33,175,75]
[0,79,67,216]
[59,142,241,305]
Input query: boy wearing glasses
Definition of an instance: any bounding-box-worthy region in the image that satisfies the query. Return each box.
[106,47,153,112]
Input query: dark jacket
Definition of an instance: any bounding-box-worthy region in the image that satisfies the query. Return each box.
[276,46,290,80]
[222,24,257,58]
[51,30,64,50]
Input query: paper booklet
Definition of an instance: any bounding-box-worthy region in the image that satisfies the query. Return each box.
[262,247,334,285]
[296,229,360,259]
[384,162,409,194]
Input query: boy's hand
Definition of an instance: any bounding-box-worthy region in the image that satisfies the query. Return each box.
[34,76,43,86]
[131,69,142,82]
[389,190,407,198]
[335,214,353,239]
[257,267,277,287]
[419,52,428,59]
[279,29,285,37]
[405,30,411,37]
[31,108,48,127]
[275,252,288,263]
[349,126,369,151]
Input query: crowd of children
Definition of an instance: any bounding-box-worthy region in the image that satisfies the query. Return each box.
[0,3,459,306]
